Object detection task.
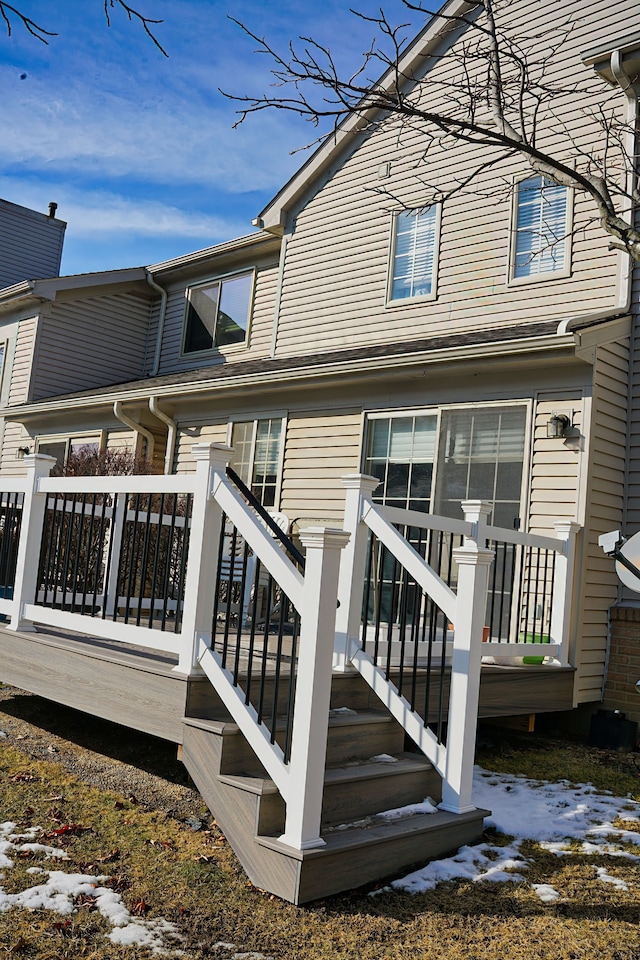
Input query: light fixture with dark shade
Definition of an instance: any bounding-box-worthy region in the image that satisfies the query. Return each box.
[547,413,571,438]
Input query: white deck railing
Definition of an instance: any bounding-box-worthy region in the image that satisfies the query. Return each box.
[334,475,580,814]
[0,454,580,841]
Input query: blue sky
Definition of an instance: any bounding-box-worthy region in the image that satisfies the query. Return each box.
[0,0,424,275]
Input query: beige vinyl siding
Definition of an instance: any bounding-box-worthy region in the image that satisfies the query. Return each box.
[280,411,361,524]
[575,340,629,703]
[528,394,583,535]
[0,421,29,476]
[30,293,151,401]
[0,200,65,288]
[8,316,37,407]
[105,429,134,452]
[174,423,229,474]
[154,260,279,377]
[274,0,631,357]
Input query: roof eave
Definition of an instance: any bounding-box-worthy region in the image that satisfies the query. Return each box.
[5,328,579,422]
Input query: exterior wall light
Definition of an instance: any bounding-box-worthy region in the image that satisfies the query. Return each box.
[15,446,31,459]
[546,413,571,439]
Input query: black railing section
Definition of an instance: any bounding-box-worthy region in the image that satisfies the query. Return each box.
[361,525,463,745]
[211,509,301,765]
[226,466,305,571]
[36,491,192,632]
[486,538,557,644]
[0,492,24,599]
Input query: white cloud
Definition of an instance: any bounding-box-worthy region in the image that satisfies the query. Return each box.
[0,177,249,242]
[0,67,300,192]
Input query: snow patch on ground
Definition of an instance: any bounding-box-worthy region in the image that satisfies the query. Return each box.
[0,822,184,956]
[377,768,640,898]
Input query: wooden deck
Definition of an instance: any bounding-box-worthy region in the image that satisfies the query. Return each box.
[0,623,576,743]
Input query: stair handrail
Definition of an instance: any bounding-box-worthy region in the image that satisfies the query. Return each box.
[193,444,349,852]
[225,466,306,570]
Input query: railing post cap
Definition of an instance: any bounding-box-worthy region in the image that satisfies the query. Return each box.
[553,519,581,538]
[460,500,492,521]
[191,442,233,467]
[341,473,380,493]
[23,453,56,475]
[452,544,494,566]
[298,526,351,550]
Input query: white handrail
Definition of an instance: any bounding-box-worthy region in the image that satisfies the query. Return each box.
[361,500,457,623]
[38,475,197,495]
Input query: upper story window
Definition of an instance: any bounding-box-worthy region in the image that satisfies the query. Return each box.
[388,206,439,303]
[183,271,254,354]
[512,176,569,280]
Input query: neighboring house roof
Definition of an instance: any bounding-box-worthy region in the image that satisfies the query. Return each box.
[5,313,629,420]
[0,267,149,313]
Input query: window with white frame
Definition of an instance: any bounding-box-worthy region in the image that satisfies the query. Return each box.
[512,176,568,279]
[389,206,439,302]
[230,417,284,507]
[363,405,527,528]
[183,271,254,354]
[36,435,101,470]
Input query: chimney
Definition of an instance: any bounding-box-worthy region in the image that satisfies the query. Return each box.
[48,202,58,219]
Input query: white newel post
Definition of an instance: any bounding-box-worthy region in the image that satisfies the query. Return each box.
[174,442,231,675]
[440,500,493,815]
[334,474,379,671]
[550,520,580,667]
[280,526,350,851]
[8,453,56,632]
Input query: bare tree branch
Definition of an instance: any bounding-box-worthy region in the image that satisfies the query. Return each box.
[226,0,640,261]
[0,0,167,54]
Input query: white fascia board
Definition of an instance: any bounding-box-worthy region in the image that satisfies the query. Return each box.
[147,231,278,275]
[5,329,576,421]
[258,0,477,232]
[29,267,147,301]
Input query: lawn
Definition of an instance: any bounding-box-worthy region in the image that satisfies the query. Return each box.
[1,686,640,959]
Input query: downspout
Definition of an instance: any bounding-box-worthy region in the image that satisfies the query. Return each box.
[149,396,177,475]
[113,400,155,463]
[145,269,168,377]
[557,50,637,338]
[609,49,637,315]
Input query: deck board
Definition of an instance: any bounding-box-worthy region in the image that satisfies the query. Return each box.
[0,624,576,744]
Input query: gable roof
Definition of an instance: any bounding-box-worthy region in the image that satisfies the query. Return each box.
[257,0,477,233]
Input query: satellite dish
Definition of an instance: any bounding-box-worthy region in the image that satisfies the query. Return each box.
[616,531,640,593]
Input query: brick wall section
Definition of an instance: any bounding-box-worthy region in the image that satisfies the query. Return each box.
[603,606,640,724]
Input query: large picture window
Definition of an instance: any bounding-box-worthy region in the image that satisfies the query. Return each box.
[364,405,527,527]
[512,176,568,280]
[389,207,439,302]
[183,271,253,354]
[230,417,284,507]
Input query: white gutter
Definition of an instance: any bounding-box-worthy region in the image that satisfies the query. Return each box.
[149,396,176,475]
[9,330,578,419]
[146,270,168,378]
[113,400,155,462]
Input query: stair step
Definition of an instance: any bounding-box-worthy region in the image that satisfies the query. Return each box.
[322,753,441,825]
[325,708,405,764]
[255,806,489,902]
[182,708,408,772]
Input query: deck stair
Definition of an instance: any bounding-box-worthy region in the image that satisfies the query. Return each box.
[181,691,486,904]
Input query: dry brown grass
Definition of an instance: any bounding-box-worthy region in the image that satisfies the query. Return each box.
[1,694,640,959]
